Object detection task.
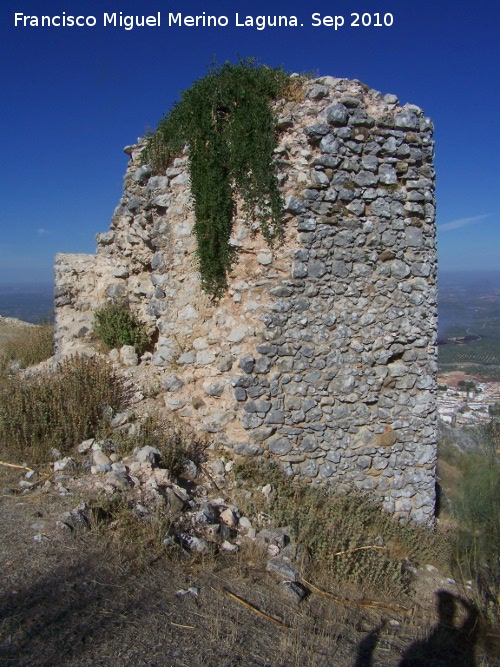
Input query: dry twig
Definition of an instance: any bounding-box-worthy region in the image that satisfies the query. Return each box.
[30,469,56,488]
[332,545,390,557]
[217,587,287,629]
[301,578,412,616]
[0,461,34,473]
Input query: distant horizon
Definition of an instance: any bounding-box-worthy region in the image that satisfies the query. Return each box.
[1,268,499,326]
[1,267,499,292]
[0,281,54,291]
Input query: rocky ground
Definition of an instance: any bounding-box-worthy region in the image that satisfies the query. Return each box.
[1,444,498,667]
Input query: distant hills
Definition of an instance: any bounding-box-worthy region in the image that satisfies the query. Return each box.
[438,271,500,379]
[1,271,499,340]
[438,270,500,337]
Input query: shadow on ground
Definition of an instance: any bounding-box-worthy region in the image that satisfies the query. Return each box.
[3,557,496,667]
[354,591,491,667]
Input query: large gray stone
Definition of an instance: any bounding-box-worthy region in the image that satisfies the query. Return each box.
[120,345,138,367]
[136,446,161,466]
[163,374,184,392]
[390,260,411,279]
[331,260,349,278]
[308,260,327,278]
[320,135,340,154]
[132,165,152,182]
[284,196,306,215]
[203,380,225,397]
[265,410,285,424]
[196,350,216,365]
[305,124,330,140]
[269,437,292,456]
[234,443,263,456]
[239,355,255,374]
[307,84,329,100]
[227,324,248,343]
[325,102,348,126]
[105,284,126,299]
[250,427,276,442]
[242,413,264,430]
[292,262,308,278]
[244,400,272,414]
[395,110,420,130]
[151,252,165,270]
[379,164,398,185]
[254,356,272,374]
[95,231,115,245]
[267,559,300,581]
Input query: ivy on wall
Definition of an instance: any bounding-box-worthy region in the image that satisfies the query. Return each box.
[143,60,292,296]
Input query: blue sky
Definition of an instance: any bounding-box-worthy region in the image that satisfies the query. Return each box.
[0,0,498,283]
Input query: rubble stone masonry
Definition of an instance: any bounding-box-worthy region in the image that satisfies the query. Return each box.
[54,75,438,523]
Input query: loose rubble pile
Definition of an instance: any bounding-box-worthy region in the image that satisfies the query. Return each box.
[15,431,303,590]
[54,74,437,523]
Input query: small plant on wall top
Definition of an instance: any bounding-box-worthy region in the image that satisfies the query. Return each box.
[143,59,293,297]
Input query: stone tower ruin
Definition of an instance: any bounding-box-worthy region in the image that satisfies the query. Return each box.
[54,75,438,523]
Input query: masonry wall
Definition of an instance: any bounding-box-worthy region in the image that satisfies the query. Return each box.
[55,75,438,523]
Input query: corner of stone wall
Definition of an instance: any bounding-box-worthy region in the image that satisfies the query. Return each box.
[54,252,103,356]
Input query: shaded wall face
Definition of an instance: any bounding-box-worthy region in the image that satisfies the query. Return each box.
[55,76,437,523]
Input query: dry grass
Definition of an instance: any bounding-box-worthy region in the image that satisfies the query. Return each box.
[87,493,172,570]
[0,321,54,378]
[1,464,496,667]
[0,355,125,463]
[233,460,452,601]
[282,75,308,102]
[439,427,500,625]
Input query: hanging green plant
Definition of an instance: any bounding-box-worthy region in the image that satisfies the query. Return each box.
[143,59,292,296]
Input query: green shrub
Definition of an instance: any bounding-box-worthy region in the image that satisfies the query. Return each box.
[489,402,500,417]
[0,355,125,462]
[143,59,292,296]
[453,442,500,618]
[93,303,150,355]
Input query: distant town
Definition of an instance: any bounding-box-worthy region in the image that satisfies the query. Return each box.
[437,371,500,426]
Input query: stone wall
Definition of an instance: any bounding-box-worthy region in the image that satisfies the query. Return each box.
[54,75,438,523]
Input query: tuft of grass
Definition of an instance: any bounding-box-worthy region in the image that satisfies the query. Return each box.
[88,492,172,570]
[112,412,205,479]
[93,302,150,355]
[0,354,125,463]
[234,460,451,600]
[282,74,309,102]
[0,322,54,374]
